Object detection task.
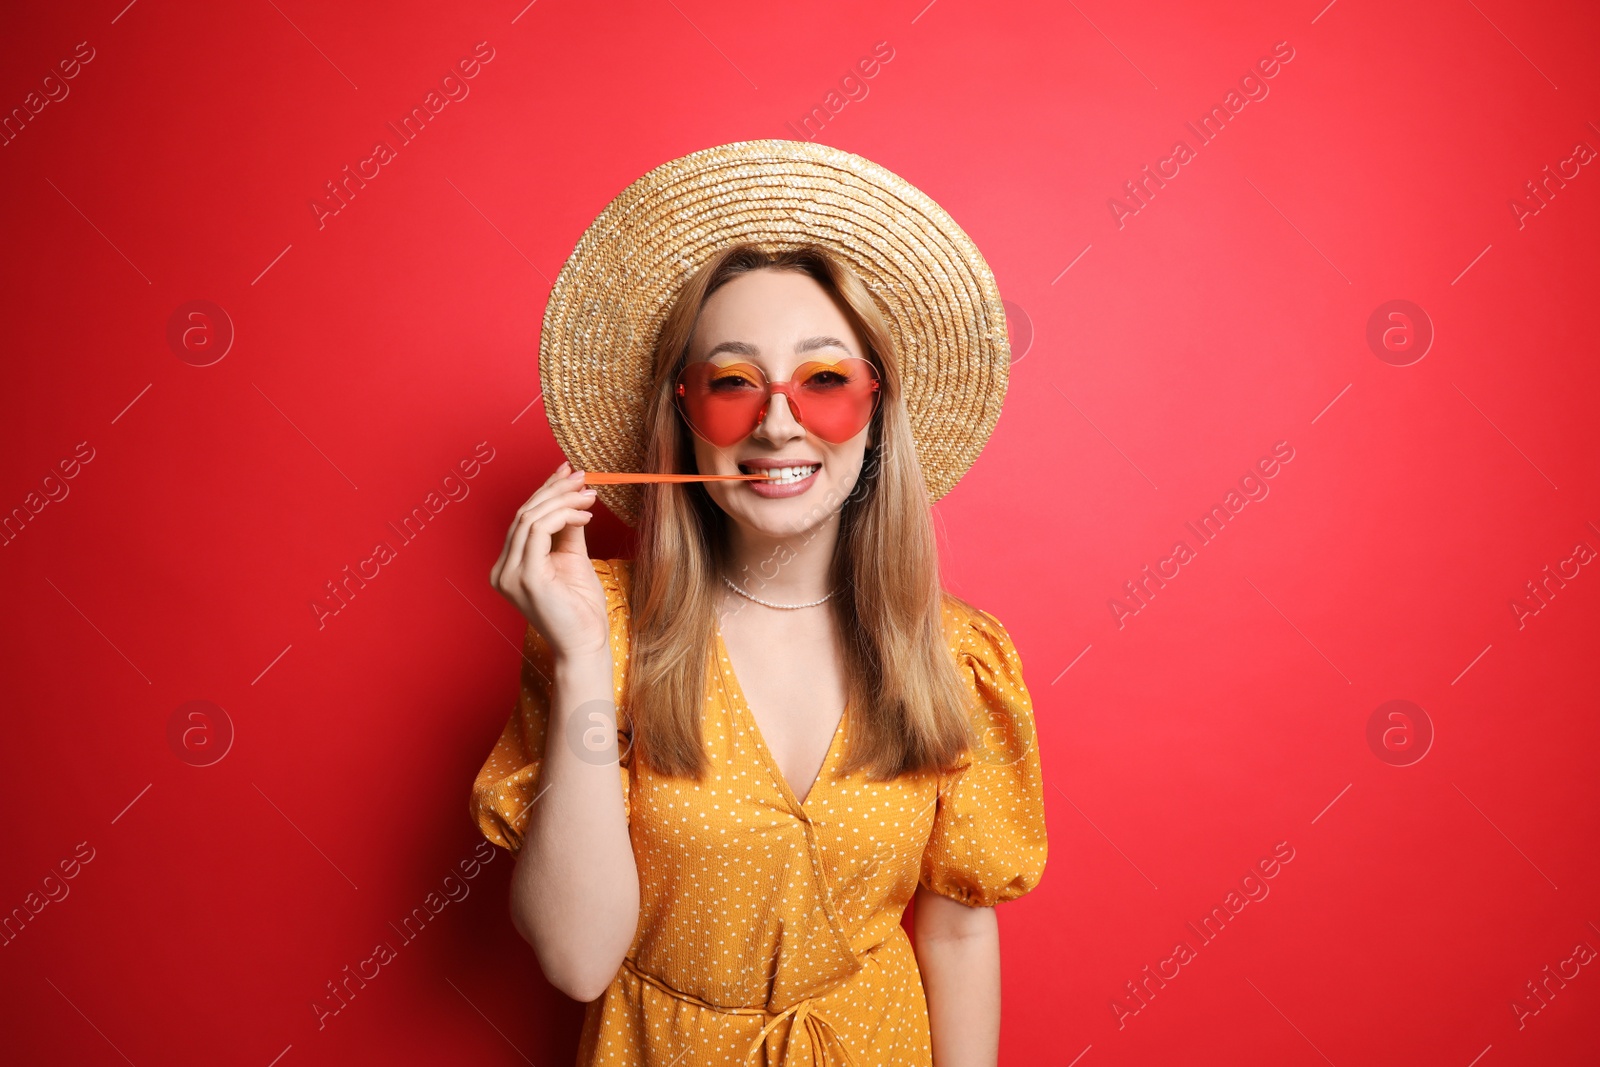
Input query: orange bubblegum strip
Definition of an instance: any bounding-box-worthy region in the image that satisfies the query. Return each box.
[579,471,776,484]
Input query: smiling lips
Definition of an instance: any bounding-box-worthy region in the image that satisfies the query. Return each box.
[738,459,822,485]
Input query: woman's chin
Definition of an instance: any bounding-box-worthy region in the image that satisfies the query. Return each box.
[726,490,838,537]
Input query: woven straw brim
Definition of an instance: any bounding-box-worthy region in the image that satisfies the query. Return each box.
[539,139,1011,528]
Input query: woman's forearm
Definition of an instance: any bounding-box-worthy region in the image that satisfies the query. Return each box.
[914,891,1001,1067]
[509,649,640,1001]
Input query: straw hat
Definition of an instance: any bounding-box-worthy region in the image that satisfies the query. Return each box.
[539,139,1012,528]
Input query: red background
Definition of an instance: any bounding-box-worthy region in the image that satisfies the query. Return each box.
[3,1,1598,1064]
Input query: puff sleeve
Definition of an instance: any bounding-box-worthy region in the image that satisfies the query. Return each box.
[469,557,634,854]
[919,605,1049,907]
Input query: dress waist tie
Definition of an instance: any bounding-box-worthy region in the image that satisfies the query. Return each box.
[620,957,861,1066]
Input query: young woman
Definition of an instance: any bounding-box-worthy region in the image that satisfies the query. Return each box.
[472,142,1046,1067]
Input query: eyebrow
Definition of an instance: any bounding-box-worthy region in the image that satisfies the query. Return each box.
[703,335,854,360]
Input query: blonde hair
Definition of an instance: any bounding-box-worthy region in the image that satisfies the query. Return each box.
[625,243,979,782]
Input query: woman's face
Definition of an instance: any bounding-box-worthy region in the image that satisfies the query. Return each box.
[683,268,875,539]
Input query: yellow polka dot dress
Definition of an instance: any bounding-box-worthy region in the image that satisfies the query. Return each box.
[470,559,1048,1066]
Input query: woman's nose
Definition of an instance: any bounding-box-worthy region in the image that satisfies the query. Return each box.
[755,390,804,440]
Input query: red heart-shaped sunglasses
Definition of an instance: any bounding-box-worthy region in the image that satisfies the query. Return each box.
[673,357,882,448]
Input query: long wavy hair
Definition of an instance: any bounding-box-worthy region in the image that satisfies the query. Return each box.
[625,242,980,783]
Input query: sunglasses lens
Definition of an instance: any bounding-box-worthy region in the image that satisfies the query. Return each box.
[792,359,880,443]
[677,361,769,447]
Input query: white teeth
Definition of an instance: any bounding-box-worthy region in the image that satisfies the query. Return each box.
[747,463,819,484]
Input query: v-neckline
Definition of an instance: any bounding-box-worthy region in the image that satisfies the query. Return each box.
[714,626,848,813]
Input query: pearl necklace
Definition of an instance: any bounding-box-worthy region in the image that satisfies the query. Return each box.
[720,574,837,610]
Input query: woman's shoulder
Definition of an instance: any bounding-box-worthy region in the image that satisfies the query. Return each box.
[592,557,635,616]
[938,590,1020,670]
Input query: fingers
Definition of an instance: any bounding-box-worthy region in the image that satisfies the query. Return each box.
[492,461,576,588]
[511,486,594,563]
[519,504,596,589]
[541,459,573,493]
[503,483,595,588]
[550,492,596,556]
[507,474,589,562]
[512,462,574,546]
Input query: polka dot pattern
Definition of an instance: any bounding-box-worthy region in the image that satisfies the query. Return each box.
[468,559,1048,1066]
